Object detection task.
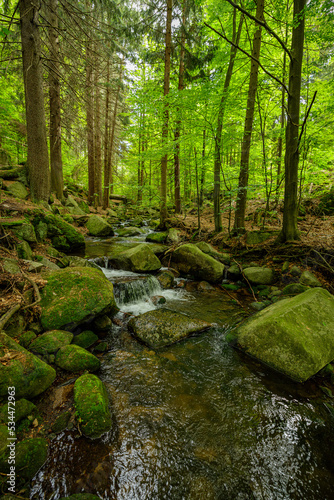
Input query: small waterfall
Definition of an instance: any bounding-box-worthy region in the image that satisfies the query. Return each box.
[113,275,162,308]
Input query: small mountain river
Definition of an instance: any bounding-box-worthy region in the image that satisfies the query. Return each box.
[30,230,334,499]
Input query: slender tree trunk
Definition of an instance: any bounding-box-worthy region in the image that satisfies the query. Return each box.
[86,43,95,204]
[199,124,206,206]
[233,0,264,233]
[19,0,50,202]
[213,10,243,232]
[48,0,63,200]
[94,57,102,207]
[137,127,142,204]
[173,0,186,214]
[278,0,306,241]
[103,58,110,209]
[160,0,173,228]
[105,63,122,203]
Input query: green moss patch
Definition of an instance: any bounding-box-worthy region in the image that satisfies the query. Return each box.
[55,345,100,372]
[74,374,112,439]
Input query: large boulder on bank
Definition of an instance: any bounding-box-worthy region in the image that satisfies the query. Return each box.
[235,288,334,382]
[171,244,224,283]
[29,330,73,354]
[109,243,161,273]
[40,267,118,331]
[128,308,212,348]
[86,215,114,237]
[32,213,85,252]
[74,374,111,438]
[0,332,56,398]
[195,242,230,265]
[55,345,100,372]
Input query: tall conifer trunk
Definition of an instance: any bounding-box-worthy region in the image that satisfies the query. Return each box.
[19,0,50,202]
[48,0,63,200]
[160,0,172,228]
[233,0,264,233]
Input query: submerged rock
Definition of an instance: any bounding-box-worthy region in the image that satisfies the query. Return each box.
[128,308,212,348]
[235,288,334,382]
[40,267,118,330]
[74,374,112,439]
[171,244,224,283]
[55,345,100,372]
[0,332,56,398]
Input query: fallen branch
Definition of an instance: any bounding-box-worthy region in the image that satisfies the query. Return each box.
[21,270,41,310]
[233,259,257,302]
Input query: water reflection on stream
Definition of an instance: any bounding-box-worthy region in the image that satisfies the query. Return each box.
[31,238,334,499]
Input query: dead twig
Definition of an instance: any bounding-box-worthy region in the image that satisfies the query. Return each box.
[233,259,257,302]
[21,270,41,310]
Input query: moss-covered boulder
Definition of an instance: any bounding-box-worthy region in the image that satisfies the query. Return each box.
[128,308,212,348]
[12,223,37,243]
[30,330,73,354]
[0,399,36,424]
[282,283,309,296]
[2,258,20,274]
[0,332,56,398]
[243,267,275,285]
[40,267,118,330]
[15,438,48,480]
[171,244,224,283]
[33,213,85,252]
[195,242,231,265]
[86,215,114,237]
[146,232,168,244]
[55,345,100,372]
[74,374,111,438]
[72,330,98,349]
[109,243,161,273]
[18,330,36,348]
[16,240,32,260]
[157,270,175,289]
[235,288,334,382]
[117,226,144,237]
[300,270,322,288]
[6,181,28,200]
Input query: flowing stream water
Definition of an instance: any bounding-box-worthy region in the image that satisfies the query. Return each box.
[30,231,334,500]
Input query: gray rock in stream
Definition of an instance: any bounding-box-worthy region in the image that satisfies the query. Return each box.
[128,308,212,348]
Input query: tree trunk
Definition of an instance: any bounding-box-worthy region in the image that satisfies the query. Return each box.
[86,42,95,205]
[213,10,243,232]
[278,0,306,241]
[173,0,186,214]
[19,0,50,202]
[233,0,264,233]
[105,63,122,204]
[103,58,110,209]
[48,0,63,200]
[94,58,102,207]
[160,0,173,228]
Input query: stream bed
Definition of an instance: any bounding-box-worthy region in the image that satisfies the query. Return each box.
[30,236,334,499]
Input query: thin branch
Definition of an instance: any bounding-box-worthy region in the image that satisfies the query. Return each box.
[297,90,317,151]
[21,271,41,310]
[224,0,292,61]
[204,22,290,96]
[0,303,21,331]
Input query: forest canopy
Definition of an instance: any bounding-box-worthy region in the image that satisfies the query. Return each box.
[1,0,334,241]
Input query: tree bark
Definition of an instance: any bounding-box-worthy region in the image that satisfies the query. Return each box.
[86,41,95,204]
[213,9,243,232]
[160,0,173,228]
[278,0,306,241]
[173,0,186,214]
[19,0,50,202]
[48,0,63,200]
[233,0,264,233]
[103,58,110,209]
[94,56,102,207]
